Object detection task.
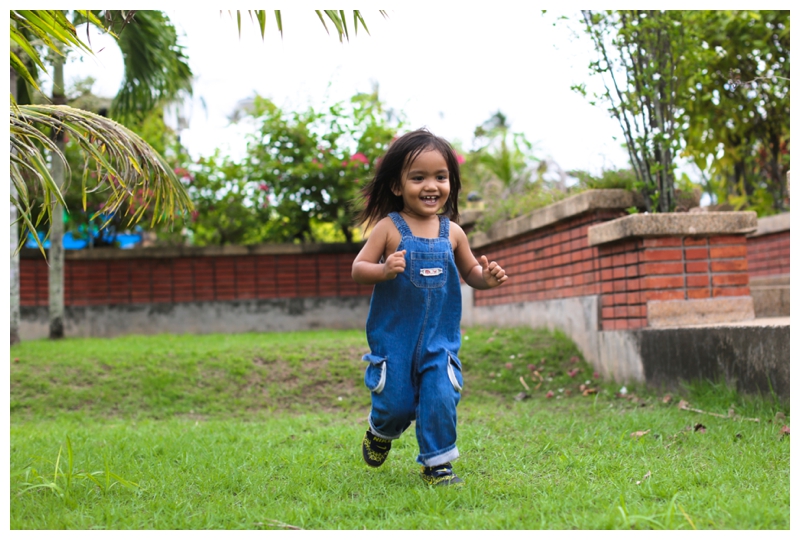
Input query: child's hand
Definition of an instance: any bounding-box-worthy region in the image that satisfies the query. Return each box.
[383,250,406,279]
[480,255,508,287]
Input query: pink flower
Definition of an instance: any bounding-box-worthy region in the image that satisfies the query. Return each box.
[191,210,199,222]
[455,153,466,165]
[350,152,369,165]
[258,183,270,192]
[174,167,194,183]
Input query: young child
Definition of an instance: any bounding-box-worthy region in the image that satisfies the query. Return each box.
[351,128,508,486]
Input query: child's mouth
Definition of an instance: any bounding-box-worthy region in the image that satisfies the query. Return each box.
[421,195,439,206]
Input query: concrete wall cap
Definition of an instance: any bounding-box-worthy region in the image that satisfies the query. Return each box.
[20,241,364,260]
[748,212,790,237]
[587,212,758,246]
[470,189,642,249]
[459,209,482,227]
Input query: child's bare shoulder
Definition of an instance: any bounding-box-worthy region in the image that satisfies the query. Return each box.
[447,219,470,252]
[448,219,468,240]
[449,219,466,234]
[367,217,402,251]
[369,216,397,237]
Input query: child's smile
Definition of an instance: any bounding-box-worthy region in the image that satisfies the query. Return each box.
[393,150,451,220]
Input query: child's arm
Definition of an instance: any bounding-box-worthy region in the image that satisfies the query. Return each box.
[352,219,406,285]
[451,222,508,290]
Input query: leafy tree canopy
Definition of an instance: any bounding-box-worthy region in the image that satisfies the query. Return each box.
[568,9,789,215]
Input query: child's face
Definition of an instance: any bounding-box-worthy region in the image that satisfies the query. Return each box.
[392,150,451,219]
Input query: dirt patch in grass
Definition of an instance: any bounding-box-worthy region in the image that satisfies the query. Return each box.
[246,352,369,414]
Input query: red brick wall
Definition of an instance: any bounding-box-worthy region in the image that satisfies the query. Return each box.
[472,221,752,332]
[19,252,371,307]
[473,210,625,307]
[596,235,751,330]
[747,230,790,278]
[596,238,646,330]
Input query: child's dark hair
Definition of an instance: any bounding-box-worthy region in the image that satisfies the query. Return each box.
[355,128,462,230]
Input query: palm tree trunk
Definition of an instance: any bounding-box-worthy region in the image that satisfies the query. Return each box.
[10,66,21,346]
[48,55,67,339]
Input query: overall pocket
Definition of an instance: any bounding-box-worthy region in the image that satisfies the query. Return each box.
[446,352,464,393]
[410,251,448,289]
[363,354,387,394]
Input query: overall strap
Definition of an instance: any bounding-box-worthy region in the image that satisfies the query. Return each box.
[438,214,450,238]
[388,212,412,238]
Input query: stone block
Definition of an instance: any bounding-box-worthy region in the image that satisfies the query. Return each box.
[750,275,790,317]
[647,296,755,328]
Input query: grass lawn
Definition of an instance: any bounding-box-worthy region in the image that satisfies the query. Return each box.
[9,327,790,529]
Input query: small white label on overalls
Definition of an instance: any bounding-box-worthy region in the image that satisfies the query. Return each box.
[420,268,443,277]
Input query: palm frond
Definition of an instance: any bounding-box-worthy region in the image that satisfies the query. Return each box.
[9,25,49,73]
[271,10,281,39]
[10,10,110,93]
[239,10,382,42]
[10,103,193,251]
[322,10,347,42]
[109,10,193,122]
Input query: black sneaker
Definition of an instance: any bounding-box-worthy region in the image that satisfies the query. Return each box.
[362,430,392,467]
[420,462,463,486]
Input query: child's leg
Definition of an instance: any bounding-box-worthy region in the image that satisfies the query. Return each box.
[363,353,416,440]
[414,350,462,467]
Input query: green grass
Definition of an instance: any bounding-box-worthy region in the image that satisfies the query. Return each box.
[9,328,790,529]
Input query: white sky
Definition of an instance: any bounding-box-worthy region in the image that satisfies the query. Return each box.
[62,7,631,176]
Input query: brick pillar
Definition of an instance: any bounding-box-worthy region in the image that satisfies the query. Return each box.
[589,213,758,329]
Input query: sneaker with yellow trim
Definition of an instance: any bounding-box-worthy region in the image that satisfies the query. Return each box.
[361,430,392,467]
[420,462,463,486]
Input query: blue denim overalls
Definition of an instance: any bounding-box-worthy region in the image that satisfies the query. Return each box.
[362,211,464,467]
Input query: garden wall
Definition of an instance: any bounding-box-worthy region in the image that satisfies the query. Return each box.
[465,194,762,330]
[18,244,372,339]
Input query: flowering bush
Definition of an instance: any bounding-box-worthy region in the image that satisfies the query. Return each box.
[180,91,401,245]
